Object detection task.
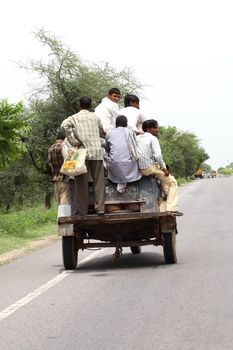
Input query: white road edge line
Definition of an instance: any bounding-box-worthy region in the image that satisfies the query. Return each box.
[0,249,104,322]
[0,184,195,322]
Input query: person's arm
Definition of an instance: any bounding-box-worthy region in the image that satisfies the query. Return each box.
[109,102,119,128]
[127,129,139,160]
[139,110,147,124]
[110,102,120,119]
[96,115,106,138]
[61,117,81,147]
[104,132,110,154]
[136,110,147,133]
[150,137,168,175]
[61,140,70,160]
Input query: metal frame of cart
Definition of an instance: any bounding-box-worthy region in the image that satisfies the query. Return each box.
[58,177,182,270]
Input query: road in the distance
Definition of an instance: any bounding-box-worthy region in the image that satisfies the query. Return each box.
[0,176,232,350]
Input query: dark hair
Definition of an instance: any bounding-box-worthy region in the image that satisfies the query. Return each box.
[124,94,140,107]
[142,119,158,132]
[57,130,66,140]
[79,96,92,109]
[116,115,127,127]
[108,87,121,95]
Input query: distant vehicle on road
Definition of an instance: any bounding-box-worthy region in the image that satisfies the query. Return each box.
[207,170,217,178]
[210,170,217,178]
[194,168,204,179]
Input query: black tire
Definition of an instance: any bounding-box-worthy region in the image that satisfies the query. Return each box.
[130,246,141,254]
[62,236,78,270]
[162,231,177,264]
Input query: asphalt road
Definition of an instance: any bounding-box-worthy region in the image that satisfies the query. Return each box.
[0,176,233,350]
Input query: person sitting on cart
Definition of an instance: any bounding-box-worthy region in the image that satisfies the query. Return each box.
[136,119,180,214]
[105,115,141,193]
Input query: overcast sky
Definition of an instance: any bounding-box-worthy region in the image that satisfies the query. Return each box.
[1,0,233,170]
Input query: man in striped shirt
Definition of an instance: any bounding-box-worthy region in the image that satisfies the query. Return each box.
[136,119,179,213]
[61,96,106,216]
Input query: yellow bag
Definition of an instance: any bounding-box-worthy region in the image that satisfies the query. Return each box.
[60,148,87,176]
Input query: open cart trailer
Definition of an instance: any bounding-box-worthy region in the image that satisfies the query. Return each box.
[58,176,182,270]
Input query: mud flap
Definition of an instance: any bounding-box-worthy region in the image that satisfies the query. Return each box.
[57,204,74,236]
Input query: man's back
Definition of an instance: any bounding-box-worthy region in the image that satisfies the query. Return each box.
[118,106,146,132]
[62,110,103,160]
[106,127,131,162]
[105,126,141,184]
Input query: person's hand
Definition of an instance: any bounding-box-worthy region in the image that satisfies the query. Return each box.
[162,168,169,176]
[74,141,81,148]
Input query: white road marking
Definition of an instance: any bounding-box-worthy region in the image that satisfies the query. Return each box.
[0,184,194,322]
[0,249,104,322]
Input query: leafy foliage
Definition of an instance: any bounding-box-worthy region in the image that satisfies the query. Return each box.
[0,155,50,211]
[0,99,29,169]
[159,126,209,178]
[218,167,233,175]
[200,162,212,173]
[20,28,143,177]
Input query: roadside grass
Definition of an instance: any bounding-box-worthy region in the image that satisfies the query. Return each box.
[177,176,194,186]
[0,204,57,255]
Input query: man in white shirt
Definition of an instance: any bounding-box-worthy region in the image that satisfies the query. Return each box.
[94,87,121,133]
[119,94,147,134]
[136,119,179,214]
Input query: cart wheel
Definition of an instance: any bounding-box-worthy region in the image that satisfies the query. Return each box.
[162,231,177,264]
[62,236,78,270]
[130,246,141,254]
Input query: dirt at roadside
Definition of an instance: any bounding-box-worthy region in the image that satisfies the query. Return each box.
[0,235,58,265]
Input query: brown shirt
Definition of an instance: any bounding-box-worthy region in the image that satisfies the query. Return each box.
[48,140,64,182]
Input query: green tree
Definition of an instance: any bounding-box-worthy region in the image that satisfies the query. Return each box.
[159,126,209,178]
[201,162,212,173]
[18,28,144,205]
[0,99,28,169]
[0,154,49,211]
[218,167,233,175]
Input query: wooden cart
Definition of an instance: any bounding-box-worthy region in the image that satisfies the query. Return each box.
[58,177,182,270]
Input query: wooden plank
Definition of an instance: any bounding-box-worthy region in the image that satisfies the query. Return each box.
[58,211,182,225]
[58,212,160,225]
